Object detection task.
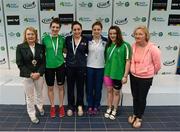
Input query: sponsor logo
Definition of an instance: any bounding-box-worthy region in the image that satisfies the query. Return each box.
[59,2,73,7]
[0,58,6,65]
[133,16,146,22]
[165,45,173,50]
[0,46,5,51]
[79,17,92,22]
[150,31,163,37]
[134,2,148,6]
[79,2,93,8]
[42,17,54,24]
[173,46,178,50]
[152,0,168,11]
[168,32,180,36]
[42,32,50,37]
[8,32,21,37]
[97,1,111,8]
[96,17,110,23]
[168,14,180,26]
[23,1,36,9]
[24,17,37,23]
[116,1,130,7]
[10,46,16,50]
[7,15,20,25]
[114,18,128,25]
[152,17,165,22]
[6,3,19,8]
[163,60,175,66]
[171,0,180,10]
[40,0,55,11]
[59,14,73,24]
[161,72,172,75]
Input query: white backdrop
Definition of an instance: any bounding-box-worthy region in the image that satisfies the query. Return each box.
[0,0,179,74]
[3,0,39,68]
[0,0,8,69]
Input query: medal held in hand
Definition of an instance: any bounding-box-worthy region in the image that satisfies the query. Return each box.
[32,59,37,67]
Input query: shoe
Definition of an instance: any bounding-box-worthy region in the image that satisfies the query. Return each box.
[67,109,73,116]
[132,118,142,128]
[50,106,56,118]
[39,108,45,116]
[104,107,111,118]
[109,109,117,120]
[93,108,98,115]
[30,116,39,124]
[87,107,93,115]
[77,106,83,116]
[59,106,65,117]
[128,115,136,124]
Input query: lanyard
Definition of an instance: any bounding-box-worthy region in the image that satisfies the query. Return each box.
[51,35,59,56]
[72,37,81,55]
[108,45,116,60]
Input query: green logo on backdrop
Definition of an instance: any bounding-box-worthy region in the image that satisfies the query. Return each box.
[1,46,5,51]
[60,2,73,7]
[168,32,180,36]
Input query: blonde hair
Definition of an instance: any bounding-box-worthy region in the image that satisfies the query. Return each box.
[133,25,150,42]
[23,27,38,43]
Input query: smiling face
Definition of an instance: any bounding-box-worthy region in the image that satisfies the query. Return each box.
[92,25,102,39]
[72,24,82,38]
[134,29,147,44]
[50,22,60,36]
[109,29,117,43]
[25,29,36,44]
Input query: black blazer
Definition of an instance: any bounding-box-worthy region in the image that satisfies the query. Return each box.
[16,42,45,78]
[65,35,88,67]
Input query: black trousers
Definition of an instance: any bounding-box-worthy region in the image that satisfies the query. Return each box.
[66,66,86,110]
[130,74,153,119]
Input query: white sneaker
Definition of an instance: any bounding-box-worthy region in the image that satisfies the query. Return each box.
[104,108,111,118]
[67,109,73,116]
[77,106,83,116]
[39,108,45,116]
[109,109,117,120]
[30,116,39,124]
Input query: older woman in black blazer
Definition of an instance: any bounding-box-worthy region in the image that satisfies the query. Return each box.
[16,27,45,124]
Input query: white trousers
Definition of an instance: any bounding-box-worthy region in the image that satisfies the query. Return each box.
[23,77,44,118]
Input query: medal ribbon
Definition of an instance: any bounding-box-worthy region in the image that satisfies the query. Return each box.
[51,35,59,56]
[72,37,81,55]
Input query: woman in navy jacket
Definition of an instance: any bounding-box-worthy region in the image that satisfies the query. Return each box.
[65,21,88,116]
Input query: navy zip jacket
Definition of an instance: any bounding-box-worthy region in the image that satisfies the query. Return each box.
[65,35,88,67]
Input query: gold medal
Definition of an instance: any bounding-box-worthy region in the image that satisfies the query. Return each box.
[32,59,37,66]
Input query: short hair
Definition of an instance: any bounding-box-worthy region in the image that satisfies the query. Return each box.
[71,21,82,30]
[92,21,103,29]
[23,27,38,43]
[50,17,61,28]
[133,25,150,42]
